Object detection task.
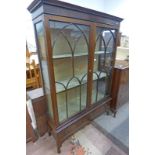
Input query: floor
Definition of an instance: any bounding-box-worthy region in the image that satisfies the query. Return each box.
[93,103,129,154]
[27,124,127,155]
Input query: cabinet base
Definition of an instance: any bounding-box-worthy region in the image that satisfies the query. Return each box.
[48,97,111,153]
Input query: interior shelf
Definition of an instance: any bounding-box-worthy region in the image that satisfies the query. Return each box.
[56,71,106,93]
[53,51,111,59]
[53,53,87,59]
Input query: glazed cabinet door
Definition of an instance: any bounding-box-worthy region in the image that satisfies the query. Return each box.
[49,20,90,124]
[92,27,116,104]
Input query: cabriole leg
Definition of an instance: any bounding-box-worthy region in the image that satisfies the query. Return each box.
[48,128,51,136]
[56,140,62,153]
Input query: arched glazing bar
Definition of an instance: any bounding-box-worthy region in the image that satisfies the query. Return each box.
[95,33,107,67]
[52,22,89,77]
[66,76,81,88]
[52,23,89,49]
[95,29,115,68]
[105,30,116,70]
[74,24,89,48]
[95,33,106,51]
[52,23,73,47]
[105,30,115,55]
[66,77,81,118]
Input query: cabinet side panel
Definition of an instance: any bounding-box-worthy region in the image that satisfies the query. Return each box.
[35,21,54,120]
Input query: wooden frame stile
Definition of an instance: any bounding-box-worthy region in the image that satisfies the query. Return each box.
[87,23,96,108]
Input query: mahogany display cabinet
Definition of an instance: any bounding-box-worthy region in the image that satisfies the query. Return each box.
[28,0,123,152]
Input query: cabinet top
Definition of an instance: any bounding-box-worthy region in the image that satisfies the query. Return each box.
[28,0,123,23]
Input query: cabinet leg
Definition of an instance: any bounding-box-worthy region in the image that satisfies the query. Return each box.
[113,110,117,117]
[56,143,62,153]
[105,104,110,115]
[111,109,117,117]
[48,129,51,136]
[56,140,62,153]
[48,131,51,136]
[106,111,110,115]
[57,146,61,154]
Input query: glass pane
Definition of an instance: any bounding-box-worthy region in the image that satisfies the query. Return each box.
[35,22,53,119]
[81,84,87,110]
[57,91,67,122]
[92,74,98,103]
[67,86,80,118]
[45,87,53,118]
[104,30,115,68]
[49,21,89,123]
[53,58,73,82]
[35,22,46,59]
[92,27,116,104]
[74,56,88,78]
[41,61,50,89]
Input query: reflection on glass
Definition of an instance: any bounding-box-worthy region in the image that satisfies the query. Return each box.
[35,22,46,59]
[92,27,116,104]
[36,22,53,119]
[49,21,89,123]
[41,61,50,89]
[45,87,53,118]
[81,83,87,110]
[57,92,67,122]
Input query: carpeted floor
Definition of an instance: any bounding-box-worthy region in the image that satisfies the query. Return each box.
[93,103,129,154]
[111,118,129,147]
[27,124,127,155]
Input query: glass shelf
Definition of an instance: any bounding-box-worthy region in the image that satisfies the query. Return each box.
[53,51,112,59]
[53,52,88,59]
[94,51,112,54]
[56,71,106,93]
